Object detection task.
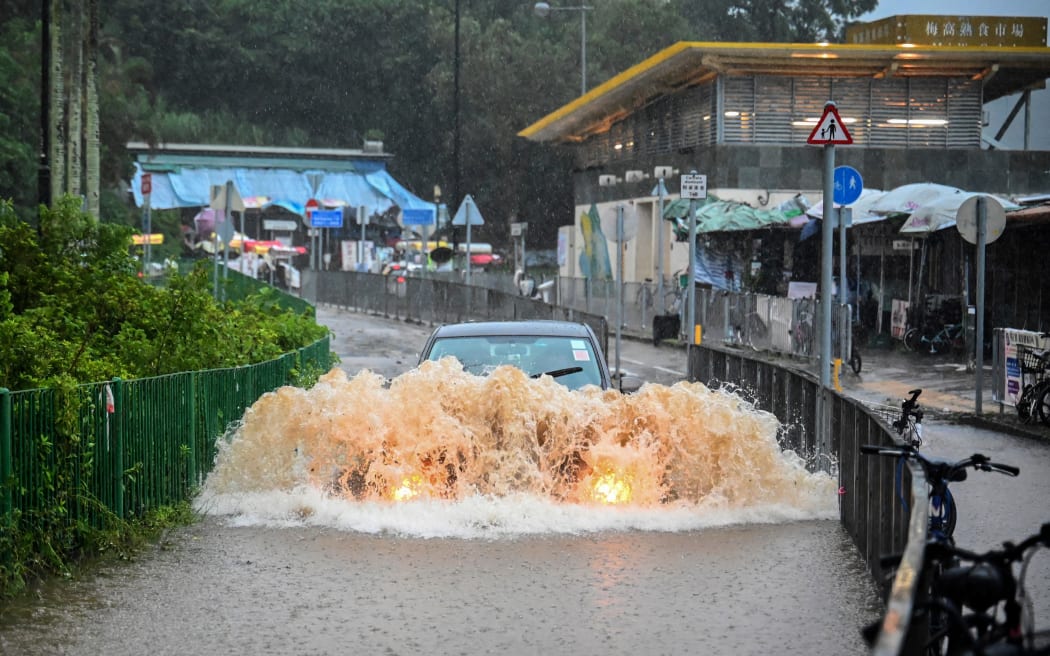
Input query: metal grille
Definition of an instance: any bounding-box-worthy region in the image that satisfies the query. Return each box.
[578,73,982,165]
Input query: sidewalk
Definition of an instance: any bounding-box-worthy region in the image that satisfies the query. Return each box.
[839,346,1050,443]
[624,325,1049,443]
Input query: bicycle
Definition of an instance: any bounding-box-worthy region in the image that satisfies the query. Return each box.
[860,444,1019,544]
[860,443,1020,654]
[1015,342,1050,426]
[892,388,925,448]
[865,523,1050,655]
[904,321,965,355]
[635,277,656,330]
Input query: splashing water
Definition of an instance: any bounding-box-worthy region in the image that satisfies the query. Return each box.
[195,360,837,537]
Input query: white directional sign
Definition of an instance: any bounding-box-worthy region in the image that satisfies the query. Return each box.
[680,174,707,200]
[956,196,1006,245]
[209,181,246,212]
[452,194,485,226]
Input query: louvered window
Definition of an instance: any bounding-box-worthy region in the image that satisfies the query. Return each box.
[575,73,980,167]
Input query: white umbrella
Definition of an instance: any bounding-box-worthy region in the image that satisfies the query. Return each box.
[806,188,887,224]
[869,182,963,215]
[899,191,1020,234]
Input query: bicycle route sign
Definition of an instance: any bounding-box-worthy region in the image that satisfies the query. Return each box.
[833,165,864,206]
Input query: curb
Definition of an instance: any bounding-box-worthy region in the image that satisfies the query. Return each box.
[951,414,1050,444]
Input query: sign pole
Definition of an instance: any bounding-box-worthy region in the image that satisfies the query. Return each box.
[222,180,232,299]
[656,178,667,315]
[839,206,848,359]
[975,196,987,415]
[616,204,624,389]
[687,196,698,348]
[820,143,834,390]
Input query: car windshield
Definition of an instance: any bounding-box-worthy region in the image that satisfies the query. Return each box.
[424,334,603,390]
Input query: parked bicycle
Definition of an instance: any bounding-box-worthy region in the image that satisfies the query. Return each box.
[891,388,925,448]
[865,523,1050,655]
[904,321,965,355]
[1015,340,1050,426]
[860,440,1020,654]
[861,443,1019,543]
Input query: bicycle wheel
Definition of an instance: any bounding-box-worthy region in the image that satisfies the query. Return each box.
[929,490,957,542]
[1017,384,1036,424]
[904,328,922,352]
[1035,381,1050,427]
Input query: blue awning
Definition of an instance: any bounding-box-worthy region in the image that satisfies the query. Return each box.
[131,163,431,215]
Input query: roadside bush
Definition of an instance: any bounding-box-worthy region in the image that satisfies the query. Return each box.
[0,196,330,599]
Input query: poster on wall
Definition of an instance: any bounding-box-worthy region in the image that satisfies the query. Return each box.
[1001,329,1049,406]
[890,299,909,339]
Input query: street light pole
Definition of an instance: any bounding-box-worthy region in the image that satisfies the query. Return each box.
[533,2,591,96]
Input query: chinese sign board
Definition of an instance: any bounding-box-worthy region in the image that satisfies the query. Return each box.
[846,15,1047,48]
[680,174,707,200]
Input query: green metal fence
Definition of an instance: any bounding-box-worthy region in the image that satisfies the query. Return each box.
[0,336,330,525]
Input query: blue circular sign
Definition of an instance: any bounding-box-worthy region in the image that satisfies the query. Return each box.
[833,165,864,206]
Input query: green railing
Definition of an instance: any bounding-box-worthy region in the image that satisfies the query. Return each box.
[0,336,330,525]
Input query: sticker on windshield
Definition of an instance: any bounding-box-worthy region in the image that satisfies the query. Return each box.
[570,340,586,349]
[572,350,590,361]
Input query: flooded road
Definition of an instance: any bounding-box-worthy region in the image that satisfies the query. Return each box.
[0,518,878,655]
[2,308,890,654]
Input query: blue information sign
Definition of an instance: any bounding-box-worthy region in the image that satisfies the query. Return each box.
[833,166,864,206]
[310,208,344,228]
[402,208,436,226]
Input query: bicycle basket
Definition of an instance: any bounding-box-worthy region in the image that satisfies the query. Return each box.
[1017,344,1049,375]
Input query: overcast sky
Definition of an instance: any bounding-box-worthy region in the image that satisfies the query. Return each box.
[857,0,1049,151]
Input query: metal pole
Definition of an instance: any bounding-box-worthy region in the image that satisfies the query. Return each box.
[39,0,52,209]
[222,181,231,300]
[976,196,987,414]
[616,205,624,388]
[820,143,835,389]
[466,218,473,284]
[687,196,698,346]
[839,206,848,359]
[656,178,666,314]
[579,7,587,95]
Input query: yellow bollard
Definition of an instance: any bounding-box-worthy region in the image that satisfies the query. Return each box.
[832,358,843,392]
[694,324,703,345]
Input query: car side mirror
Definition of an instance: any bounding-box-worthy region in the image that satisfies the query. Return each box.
[617,374,644,394]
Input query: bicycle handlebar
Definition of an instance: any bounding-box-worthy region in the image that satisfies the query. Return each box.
[859,446,1020,482]
[923,522,1050,568]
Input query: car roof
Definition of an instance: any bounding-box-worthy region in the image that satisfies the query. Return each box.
[428,320,596,339]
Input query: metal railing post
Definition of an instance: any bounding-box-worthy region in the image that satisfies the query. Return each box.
[1,388,11,517]
[187,374,198,490]
[111,377,124,519]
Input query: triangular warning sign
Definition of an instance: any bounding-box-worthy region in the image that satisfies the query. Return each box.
[807,104,853,145]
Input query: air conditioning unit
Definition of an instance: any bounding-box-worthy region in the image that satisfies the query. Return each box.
[363,140,384,154]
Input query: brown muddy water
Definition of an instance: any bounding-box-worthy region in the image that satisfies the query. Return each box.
[1,361,886,655]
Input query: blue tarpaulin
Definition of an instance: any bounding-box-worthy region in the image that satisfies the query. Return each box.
[131,163,431,214]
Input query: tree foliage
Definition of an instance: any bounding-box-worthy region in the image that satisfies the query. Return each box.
[2,0,878,247]
[0,197,329,391]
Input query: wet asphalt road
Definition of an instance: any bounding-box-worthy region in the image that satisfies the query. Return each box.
[2,307,1046,656]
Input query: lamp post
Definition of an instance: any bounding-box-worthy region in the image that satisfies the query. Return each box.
[533,1,591,96]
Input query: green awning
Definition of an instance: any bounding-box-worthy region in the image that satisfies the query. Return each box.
[662,196,805,236]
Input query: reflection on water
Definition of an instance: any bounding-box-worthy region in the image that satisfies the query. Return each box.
[196,360,836,537]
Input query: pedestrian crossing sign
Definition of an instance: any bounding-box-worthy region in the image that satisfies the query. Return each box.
[807,103,853,145]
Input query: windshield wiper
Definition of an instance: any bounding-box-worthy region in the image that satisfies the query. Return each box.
[530,366,583,380]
